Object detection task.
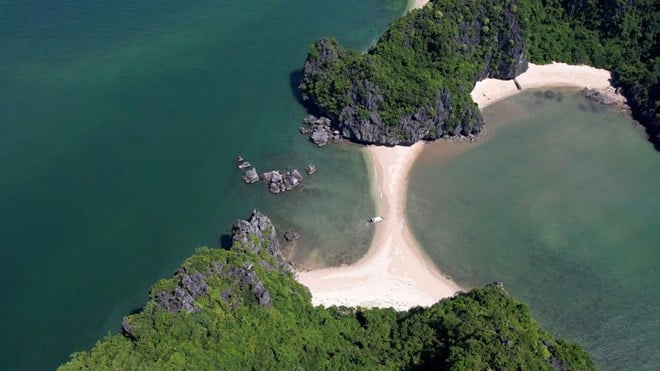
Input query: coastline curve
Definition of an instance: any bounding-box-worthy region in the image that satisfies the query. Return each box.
[295,61,626,310]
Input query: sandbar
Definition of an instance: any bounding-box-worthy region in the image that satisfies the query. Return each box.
[296,2,626,310]
[295,143,461,310]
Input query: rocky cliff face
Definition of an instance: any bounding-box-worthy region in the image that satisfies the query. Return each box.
[300,0,528,145]
[147,210,286,317]
[622,83,660,150]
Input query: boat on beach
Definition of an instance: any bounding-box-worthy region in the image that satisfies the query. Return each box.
[368,216,384,224]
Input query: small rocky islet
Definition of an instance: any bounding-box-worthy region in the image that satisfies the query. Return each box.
[236,155,316,195]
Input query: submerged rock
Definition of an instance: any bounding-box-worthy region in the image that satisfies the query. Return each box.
[305,164,317,175]
[582,87,618,106]
[283,230,300,241]
[231,210,281,257]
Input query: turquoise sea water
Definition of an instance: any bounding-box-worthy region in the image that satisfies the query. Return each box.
[408,89,660,370]
[0,1,408,369]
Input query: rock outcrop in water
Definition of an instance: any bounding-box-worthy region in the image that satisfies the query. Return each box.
[299,1,527,145]
[262,169,303,194]
[302,115,342,146]
[242,168,259,183]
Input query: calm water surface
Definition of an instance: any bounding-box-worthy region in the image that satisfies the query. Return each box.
[0,1,408,368]
[408,89,660,370]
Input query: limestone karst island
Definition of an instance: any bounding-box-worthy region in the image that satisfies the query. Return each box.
[0,0,657,370]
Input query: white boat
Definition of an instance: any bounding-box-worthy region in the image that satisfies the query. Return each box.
[368,216,384,224]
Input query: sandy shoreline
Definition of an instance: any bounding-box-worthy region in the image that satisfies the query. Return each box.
[472,62,626,109]
[296,0,626,310]
[296,143,461,310]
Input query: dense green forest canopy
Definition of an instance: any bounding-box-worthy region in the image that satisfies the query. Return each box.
[60,212,594,370]
[523,0,658,146]
[300,0,658,146]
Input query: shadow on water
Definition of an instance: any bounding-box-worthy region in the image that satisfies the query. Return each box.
[289,69,304,103]
[128,307,144,316]
[219,233,234,250]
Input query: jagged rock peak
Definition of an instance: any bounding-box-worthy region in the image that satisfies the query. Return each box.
[231,209,281,258]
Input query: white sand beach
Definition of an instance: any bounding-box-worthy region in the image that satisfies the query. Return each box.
[472,62,626,109]
[296,0,626,310]
[296,143,461,310]
[409,0,430,10]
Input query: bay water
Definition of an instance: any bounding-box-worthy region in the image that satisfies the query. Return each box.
[3,0,656,369]
[408,89,660,370]
[0,0,409,369]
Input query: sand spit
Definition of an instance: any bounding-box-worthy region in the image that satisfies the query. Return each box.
[295,143,461,311]
[296,8,625,310]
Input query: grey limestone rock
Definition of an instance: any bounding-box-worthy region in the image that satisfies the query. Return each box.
[135,211,284,319]
[311,129,329,146]
[231,210,282,258]
[181,272,209,298]
[305,164,317,175]
[242,168,259,183]
[262,169,303,194]
[582,87,618,106]
[121,319,135,339]
[304,114,336,146]
[283,230,300,241]
[299,4,528,145]
[157,286,198,313]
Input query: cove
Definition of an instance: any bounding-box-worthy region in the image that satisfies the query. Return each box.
[407,88,660,370]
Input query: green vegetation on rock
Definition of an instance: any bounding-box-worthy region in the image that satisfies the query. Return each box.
[300,0,658,147]
[60,211,594,370]
[300,0,527,144]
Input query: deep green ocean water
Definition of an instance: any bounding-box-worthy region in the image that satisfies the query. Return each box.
[408,89,660,370]
[0,1,408,369]
[2,1,657,369]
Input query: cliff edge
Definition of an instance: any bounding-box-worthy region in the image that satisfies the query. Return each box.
[300,0,527,145]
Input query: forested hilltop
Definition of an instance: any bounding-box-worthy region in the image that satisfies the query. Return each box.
[60,211,594,370]
[300,0,659,147]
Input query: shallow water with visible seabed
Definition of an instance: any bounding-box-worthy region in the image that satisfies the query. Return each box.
[408,89,660,370]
